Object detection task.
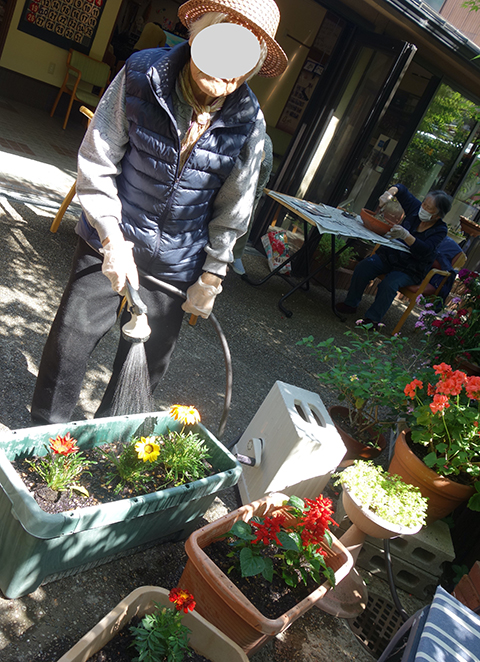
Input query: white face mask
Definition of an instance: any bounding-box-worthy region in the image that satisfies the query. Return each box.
[418,207,433,222]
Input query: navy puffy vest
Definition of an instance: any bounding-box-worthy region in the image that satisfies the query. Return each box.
[78,42,261,284]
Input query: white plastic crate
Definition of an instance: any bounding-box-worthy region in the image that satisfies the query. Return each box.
[234,381,346,503]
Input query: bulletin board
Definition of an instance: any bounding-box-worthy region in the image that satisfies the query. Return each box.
[17,0,106,55]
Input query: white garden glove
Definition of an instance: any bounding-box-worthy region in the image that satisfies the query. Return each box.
[378,191,394,208]
[100,229,139,294]
[386,224,410,241]
[182,273,222,319]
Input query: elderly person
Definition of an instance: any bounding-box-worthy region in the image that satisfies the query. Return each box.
[31,0,287,424]
[336,184,452,326]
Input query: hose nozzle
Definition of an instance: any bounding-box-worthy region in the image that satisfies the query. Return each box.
[122,281,151,343]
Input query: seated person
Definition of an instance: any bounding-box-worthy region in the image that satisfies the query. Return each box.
[336,184,453,325]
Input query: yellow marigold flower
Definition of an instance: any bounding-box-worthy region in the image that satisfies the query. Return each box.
[135,437,160,463]
[169,405,201,426]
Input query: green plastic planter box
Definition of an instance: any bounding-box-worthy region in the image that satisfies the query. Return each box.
[0,412,241,599]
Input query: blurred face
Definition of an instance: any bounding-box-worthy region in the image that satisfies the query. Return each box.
[188,58,251,104]
[188,23,260,105]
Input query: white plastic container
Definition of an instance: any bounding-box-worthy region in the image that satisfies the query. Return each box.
[234,381,346,503]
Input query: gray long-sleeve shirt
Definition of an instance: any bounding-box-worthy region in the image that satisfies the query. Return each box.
[76,66,266,277]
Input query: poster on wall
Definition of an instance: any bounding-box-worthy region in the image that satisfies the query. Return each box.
[17,0,106,55]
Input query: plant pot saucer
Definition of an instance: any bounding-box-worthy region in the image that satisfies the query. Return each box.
[315,565,368,618]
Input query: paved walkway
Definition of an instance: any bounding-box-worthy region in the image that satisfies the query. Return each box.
[0,96,428,661]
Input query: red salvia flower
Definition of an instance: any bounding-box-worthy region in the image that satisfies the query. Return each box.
[169,587,196,613]
[251,514,286,545]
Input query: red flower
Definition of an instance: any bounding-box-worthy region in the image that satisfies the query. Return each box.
[432,320,443,328]
[300,495,337,548]
[436,370,467,397]
[404,379,423,399]
[427,383,436,396]
[49,432,79,456]
[251,514,286,546]
[430,394,450,414]
[433,363,453,377]
[466,376,480,400]
[169,588,196,613]
[444,327,456,336]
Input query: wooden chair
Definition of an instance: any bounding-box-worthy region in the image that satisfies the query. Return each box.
[389,250,467,335]
[50,106,94,233]
[50,49,110,129]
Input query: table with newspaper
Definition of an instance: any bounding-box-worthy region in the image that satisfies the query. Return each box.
[248,190,410,317]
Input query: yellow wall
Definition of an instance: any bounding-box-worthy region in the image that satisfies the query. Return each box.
[0,0,122,87]
[249,0,327,127]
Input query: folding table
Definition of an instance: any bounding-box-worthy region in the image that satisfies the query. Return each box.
[245,190,409,317]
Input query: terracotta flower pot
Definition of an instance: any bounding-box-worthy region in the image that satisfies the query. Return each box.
[178,493,353,656]
[57,586,249,662]
[329,406,386,461]
[388,430,474,524]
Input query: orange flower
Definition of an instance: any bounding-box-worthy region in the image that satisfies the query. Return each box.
[169,405,201,426]
[430,394,450,414]
[404,379,423,399]
[433,363,453,377]
[49,432,79,456]
[436,370,467,397]
[169,587,196,613]
[466,376,480,401]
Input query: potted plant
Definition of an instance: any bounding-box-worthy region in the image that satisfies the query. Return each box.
[311,460,429,619]
[416,268,480,373]
[58,586,249,662]
[177,492,353,655]
[299,326,419,460]
[0,406,242,599]
[334,460,428,537]
[389,363,480,522]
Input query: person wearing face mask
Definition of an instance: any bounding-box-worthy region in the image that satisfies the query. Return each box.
[336,184,452,327]
[30,0,287,425]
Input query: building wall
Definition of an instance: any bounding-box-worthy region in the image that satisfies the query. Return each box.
[440,0,480,46]
[0,0,122,87]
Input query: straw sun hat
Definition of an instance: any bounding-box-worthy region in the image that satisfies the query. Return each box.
[178,0,288,77]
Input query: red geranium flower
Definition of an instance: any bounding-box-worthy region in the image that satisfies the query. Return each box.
[430,394,450,414]
[466,376,480,400]
[404,379,423,399]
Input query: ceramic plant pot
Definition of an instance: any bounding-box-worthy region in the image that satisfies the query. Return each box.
[0,412,241,599]
[57,586,249,662]
[178,492,353,656]
[329,406,386,461]
[388,429,474,523]
[360,209,395,236]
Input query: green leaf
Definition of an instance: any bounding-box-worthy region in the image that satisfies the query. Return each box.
[229,520,256,540]
[323,566,336,587]
[287,495,304,511]
[468,492,480,511]
[324,530,333,548]
[423,452,437,468]
[261,556,274,582]
[239,546,265,577]
[277,531,300,551]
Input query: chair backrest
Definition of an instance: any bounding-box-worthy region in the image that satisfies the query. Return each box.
[69,50,110,88]
[452,251,467,269]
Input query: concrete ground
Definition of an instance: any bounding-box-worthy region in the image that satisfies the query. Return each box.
[0,96,429,661]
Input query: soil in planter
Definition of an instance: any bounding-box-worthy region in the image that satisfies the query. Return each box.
[204,538,319,620]
[404,432,474,487]
[88,615,210,662]
[12,442,215,515]
[330,409,382,449]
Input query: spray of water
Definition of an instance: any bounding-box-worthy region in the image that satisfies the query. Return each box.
[110,343,153,416]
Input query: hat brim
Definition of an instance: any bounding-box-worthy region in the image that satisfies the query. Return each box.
[178,0,288,78]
